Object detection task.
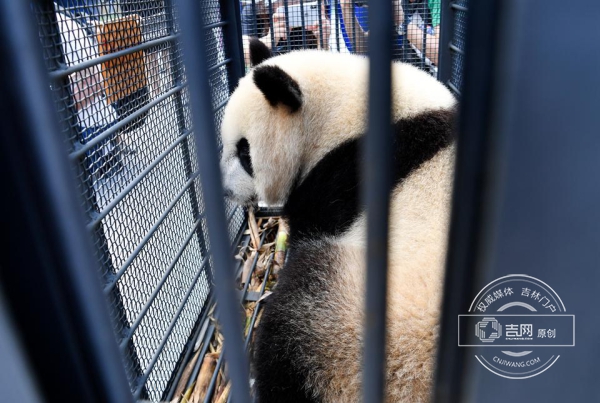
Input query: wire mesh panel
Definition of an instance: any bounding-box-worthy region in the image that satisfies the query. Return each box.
[447,0,467,95]
[238,0,441,76]
[32,0,244,400]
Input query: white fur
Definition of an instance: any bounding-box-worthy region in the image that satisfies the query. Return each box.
[313,146,454,402]
[220,50,455,205]
[220,153,256,206]
[221,50,456,402]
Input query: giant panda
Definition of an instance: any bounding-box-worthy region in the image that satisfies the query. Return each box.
[220,39,457,403]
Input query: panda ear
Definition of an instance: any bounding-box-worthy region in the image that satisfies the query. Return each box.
[253,65,303,113]
[249,38,273,66]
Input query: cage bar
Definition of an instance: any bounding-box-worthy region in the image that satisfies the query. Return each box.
[0,292,44,403]
[219,0,245,93]
[88,132,197,231]
[363,1,395,402]
[48,33,180,79]
[175,1,251,403]
[438,0,600,401]
[438,0,455,87]
[5,0,468,401]
[1,1,136,401]
[434,2,499,401]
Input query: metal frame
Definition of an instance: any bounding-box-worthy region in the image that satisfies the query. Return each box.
[362,1,395,402]
[38,0,151,396]
[11,0,600,402]
[437,0,453,87]
[434,1,500,401]
[220,0,246,92]
[176,1,251,403]
[0,290,44,403]
[438,0,467,95]
[1,1,134,402]
[436,1,600,402]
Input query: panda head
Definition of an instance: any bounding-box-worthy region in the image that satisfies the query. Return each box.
[220,39,310,207]
[220,41,454,208]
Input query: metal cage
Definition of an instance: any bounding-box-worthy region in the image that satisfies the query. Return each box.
[4,0,465,401]
[30,0,246,400]
[4,0,599,403]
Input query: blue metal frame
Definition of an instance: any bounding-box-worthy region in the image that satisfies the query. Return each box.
[434,1,499,400]
[10,0,600,402]
[221,0,246,91]
[438,0,453,89]
[363,1,395,402]
[0,291,44,403]
[176,1,251,402]
[1,1,135,401]
[438,0,468,95]
[464,0,600,400]
[436,1,600,402]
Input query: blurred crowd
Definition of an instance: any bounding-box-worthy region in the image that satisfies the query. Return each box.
[240,0,441,67]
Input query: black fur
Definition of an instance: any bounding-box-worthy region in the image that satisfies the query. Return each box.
[253,241,335,403]
[249,37,273,66]
[284,108,456,241]
[253,108,456,402]
[236,138,253,176]
[253,65,303,112]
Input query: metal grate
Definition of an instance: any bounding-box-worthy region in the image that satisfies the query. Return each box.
[238,0,442,76]
[33,0,244,400]
[448,0,467,95]
[28,0,465,401]
[10,1,600,403]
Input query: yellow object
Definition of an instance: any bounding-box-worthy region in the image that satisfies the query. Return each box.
[95,15,147,104]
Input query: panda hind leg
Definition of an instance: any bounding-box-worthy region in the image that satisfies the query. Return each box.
[252,294,319,403]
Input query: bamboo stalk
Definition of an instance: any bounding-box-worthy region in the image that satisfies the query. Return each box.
[180,380,195,403]
[172,349,201,402]
[272,219,289,277]
[247,207,261,250]
[186,214,283,403]
[190,353,218,403]
[241,251,256,285]
[215,381,231,403]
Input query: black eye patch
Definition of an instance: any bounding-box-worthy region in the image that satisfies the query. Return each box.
[236,138,253,177]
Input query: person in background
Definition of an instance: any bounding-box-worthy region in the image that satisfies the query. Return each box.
[240,0,270,38]
[54,0,101,18]
[339,0,440,66]
[54,4,122,177]
[338,0,404,55]
[241,3,331,68]
[404,0,441,64]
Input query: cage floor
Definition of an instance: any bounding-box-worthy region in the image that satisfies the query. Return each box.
[168,213,287,403]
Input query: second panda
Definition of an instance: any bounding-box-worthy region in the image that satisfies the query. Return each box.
[220,39,457,403]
